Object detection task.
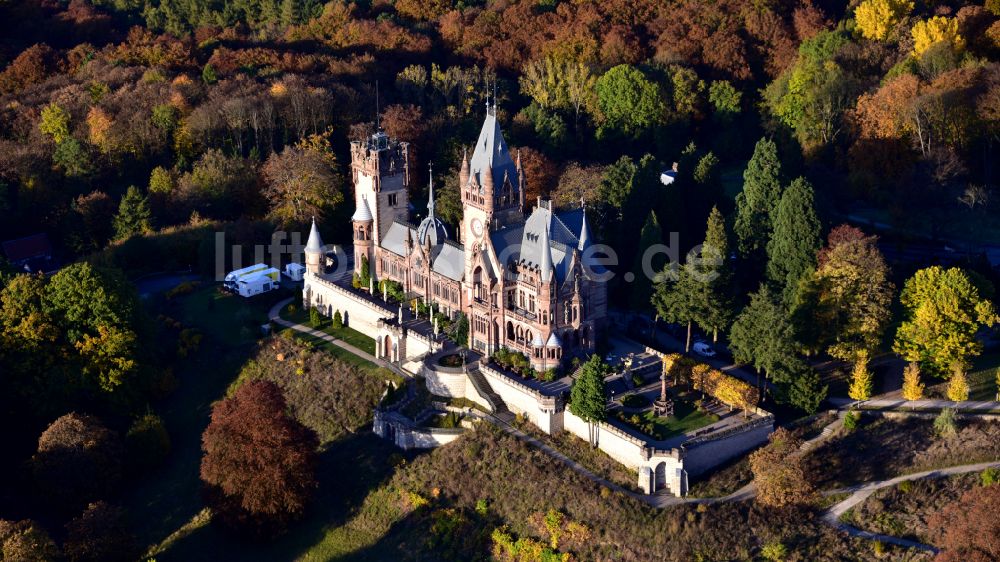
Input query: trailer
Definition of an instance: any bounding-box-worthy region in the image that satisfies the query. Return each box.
[283,262,305,281]
[224,264,280,297]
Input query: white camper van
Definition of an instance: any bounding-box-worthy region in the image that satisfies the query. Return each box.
[224,264,280,297]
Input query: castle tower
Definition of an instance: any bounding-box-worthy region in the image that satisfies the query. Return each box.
[304,217,324,275]
[462,102,522,284]
[350,129,410,245]
[352,195,374,276]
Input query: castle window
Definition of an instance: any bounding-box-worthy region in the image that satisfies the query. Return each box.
[388,193,398,206]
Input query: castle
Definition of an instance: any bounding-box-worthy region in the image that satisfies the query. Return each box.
[304,103,607,370]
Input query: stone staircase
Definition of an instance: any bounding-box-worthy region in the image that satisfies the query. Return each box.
[466,366,514,422]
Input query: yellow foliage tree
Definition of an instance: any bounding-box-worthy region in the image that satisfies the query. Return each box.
[855,0,914,41]
[86,106,114,154]
[947,364,970,402]
[911,16,965,57]
[901,362,925,401]
[848,350,874,401]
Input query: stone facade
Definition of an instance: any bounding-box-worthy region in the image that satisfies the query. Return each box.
[343,104,608,371]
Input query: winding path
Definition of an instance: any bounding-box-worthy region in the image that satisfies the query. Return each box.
[820,460,1000,553]
[274,308,999,554]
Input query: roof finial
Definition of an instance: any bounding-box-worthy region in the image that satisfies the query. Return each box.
[427,162,435,219]
[493,77,498,113]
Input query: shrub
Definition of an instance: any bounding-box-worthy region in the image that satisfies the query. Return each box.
[897,479,913,493]
[332,309,343,329]
[32,413,122,512]
[981,467,1000,487]
[843,410,859,432]
[63,501,137,562]
[933,408,958,438]
[165,280,199,299]
[309,306,323,328]
[125,413,171,473]
[761,540,787,562]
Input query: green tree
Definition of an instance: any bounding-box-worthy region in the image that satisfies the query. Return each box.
[729,285,801,392]
[764,31,861,148]
[630,211,663,310]
[201,63,217,84]
[53,138,93,178]
[113,186,152,241]
[332,310,343,329]
[734,138,783,258]
[125,413,170,473]
[148,166,174,194]
[766,177,821,301]
[39,102,70,144]
[693,206,734,342]
[892,266,998,376]
[569,355,609,447]
[786,363,827,414]
[358,255,371,289]
[652,265,706,353]
[594,65,666,140]
[708,80,741,121]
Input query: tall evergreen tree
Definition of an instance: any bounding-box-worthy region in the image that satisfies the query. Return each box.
[569,355,609,446]
[734,138,783,258]
[112,186,151,241]
[630,211,663,310]
[729,285,800,394]
[652,265,706,353]
[694,206,734,342]
[766,177,821,301]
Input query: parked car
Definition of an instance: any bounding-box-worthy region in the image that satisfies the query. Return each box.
[692,342,716,357]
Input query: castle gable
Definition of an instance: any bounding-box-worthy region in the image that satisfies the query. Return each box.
[469,110,518,192]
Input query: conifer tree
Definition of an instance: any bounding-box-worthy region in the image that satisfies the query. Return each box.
[734,138,783,258]
[947,364,970,402]
[694,206,734,342]
[766,177,821,301]
[631,211,663,310]
[112,186,152,241]
[848,350,874,401]
[901,362,924,401]
[652,265,706,353]
[569,355,609,446]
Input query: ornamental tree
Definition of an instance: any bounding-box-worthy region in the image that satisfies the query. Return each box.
[200,380,318,533]
[848,350,874,401]
[892,266,998,376]
[901,362,925,401]
[912,16,964,58]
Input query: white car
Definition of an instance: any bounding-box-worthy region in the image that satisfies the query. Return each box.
[692,342,716,357]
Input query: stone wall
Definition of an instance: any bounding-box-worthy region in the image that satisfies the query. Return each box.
[305,273,392,335]
[372,409,466,450]
[479,364,559,432]
[680,418,773,476]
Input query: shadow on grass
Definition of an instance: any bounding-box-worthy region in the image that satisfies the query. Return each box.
[157,432,414,561]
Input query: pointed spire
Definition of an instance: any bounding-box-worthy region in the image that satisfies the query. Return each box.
[459,147,470,187]
[305,216,324,253]
[427,163,436,219]
[578,200,591,252]
[352,195,373,222]
[540,222,553,284]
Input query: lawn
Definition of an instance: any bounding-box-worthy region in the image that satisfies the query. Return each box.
[180,284,287,347]
[967,351,1000,401]
[280,328,377,370]
[280,302,376,356]
[612,398,720,441]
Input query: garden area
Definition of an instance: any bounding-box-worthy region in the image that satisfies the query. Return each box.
[489,347,560,382]
[280,302,376,356]
[611,399,720,441]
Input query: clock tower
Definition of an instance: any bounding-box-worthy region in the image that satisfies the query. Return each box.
[461,102,524,284]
